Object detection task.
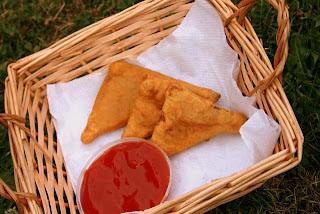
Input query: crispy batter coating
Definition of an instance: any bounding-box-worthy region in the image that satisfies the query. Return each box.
[81,61,220,144]
[122,75,221,138]
[151,85,247,156]
[81,61,150,144]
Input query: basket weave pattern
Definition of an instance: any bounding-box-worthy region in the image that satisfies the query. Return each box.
[0,0,303,213]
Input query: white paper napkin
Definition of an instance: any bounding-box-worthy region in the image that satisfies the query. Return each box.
[47,0,280,205]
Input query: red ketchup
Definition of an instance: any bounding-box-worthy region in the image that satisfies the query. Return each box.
[80,141,170,214]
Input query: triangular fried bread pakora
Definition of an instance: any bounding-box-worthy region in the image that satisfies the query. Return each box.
[122,75,221,138]
[151,85,247,156]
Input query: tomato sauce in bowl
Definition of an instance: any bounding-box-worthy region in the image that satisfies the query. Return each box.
[76,138,171,214]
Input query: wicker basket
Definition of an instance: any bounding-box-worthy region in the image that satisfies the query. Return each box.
[0,0,303,213]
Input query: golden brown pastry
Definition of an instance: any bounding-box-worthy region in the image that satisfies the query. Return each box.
[122,75,221,138]
[81,61,220,144]
[151,85,247,156]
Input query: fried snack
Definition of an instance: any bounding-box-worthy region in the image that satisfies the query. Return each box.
[81,61,220,144]
[122,75,220,138]
[151,85,247,156]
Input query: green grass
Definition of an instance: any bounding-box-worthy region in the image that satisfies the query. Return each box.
[0,0,319,213]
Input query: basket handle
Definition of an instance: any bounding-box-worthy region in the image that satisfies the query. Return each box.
[1,113,52,159]
[0,113,42,213]
[225,0,289,95]
[0,178,41,213]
